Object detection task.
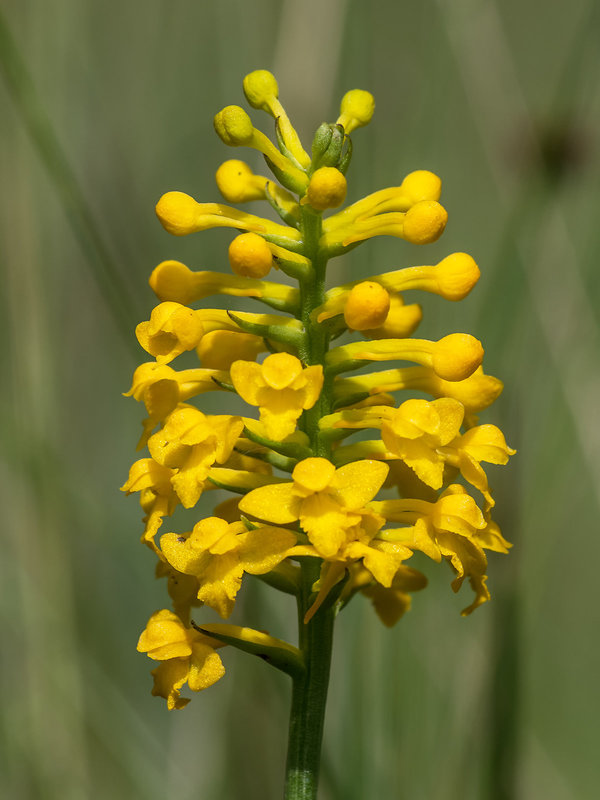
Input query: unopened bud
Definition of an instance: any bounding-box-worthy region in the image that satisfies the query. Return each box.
[228,232,273,278]
[344,282,391,331]
[403,200,448,245]
[243,70,279,111]
[305,167,347,211]
[432,334,484,382]
[214,105,255,146]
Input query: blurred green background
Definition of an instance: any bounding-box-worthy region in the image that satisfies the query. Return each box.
[1,0,599,798]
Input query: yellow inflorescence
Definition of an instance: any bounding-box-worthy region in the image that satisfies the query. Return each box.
[125,69,514,708]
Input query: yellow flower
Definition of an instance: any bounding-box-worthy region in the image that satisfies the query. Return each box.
[121,458,178,548]
[136,302,205,363]
[125,361,228,447]
[333,397,516,508]
[147,405,244,508]
[137,609,225,709]
[160,517,297,618]
[373,485,494,614]
[439,424,516,509]
[381,398,465,489]
[230,353,324,440]
[240,457,389,558]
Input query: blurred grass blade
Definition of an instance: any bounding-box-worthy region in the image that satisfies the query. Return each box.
[0,10,139,351]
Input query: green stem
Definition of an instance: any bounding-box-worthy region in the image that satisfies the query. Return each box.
[284,559,336,800]
[283,204,336,798]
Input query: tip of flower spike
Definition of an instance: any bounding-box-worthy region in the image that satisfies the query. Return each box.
[156,192,200,236]
[400,170,442,204]
[344,282,391,331]
[432,334,484,382]
[216,160,266,203]
[304,167,347,211]
[214,105,255,146]
[337,89,375,134]
[435,253,481,301]
[228,232,273,278]
[243,70,279,111]
[403,200,448,244]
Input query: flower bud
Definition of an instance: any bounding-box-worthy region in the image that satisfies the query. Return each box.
[311,123,345,169]
[213,105,255,146]
[216,160,266,203]
[432,334,484,382]
[337,89,375,133]
[243,70,279,111]
[435,253,480,301]
[156,191,201,236]
[344,282,391,331]
[403,200,448,244]
[228,232,273,278]
[305,167,347,210]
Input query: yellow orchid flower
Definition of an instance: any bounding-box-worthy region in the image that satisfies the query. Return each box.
[373,485,498,614]
[136,301,206,363]
[148,405,244,508]
[380,398,465,489]
[240,457,389,559]
[137,609,225,709]
[230,352,324,440]
[160,516,297,619]
[126,361,229,447]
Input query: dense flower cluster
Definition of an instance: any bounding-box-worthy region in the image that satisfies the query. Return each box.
[124,71,514,708]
